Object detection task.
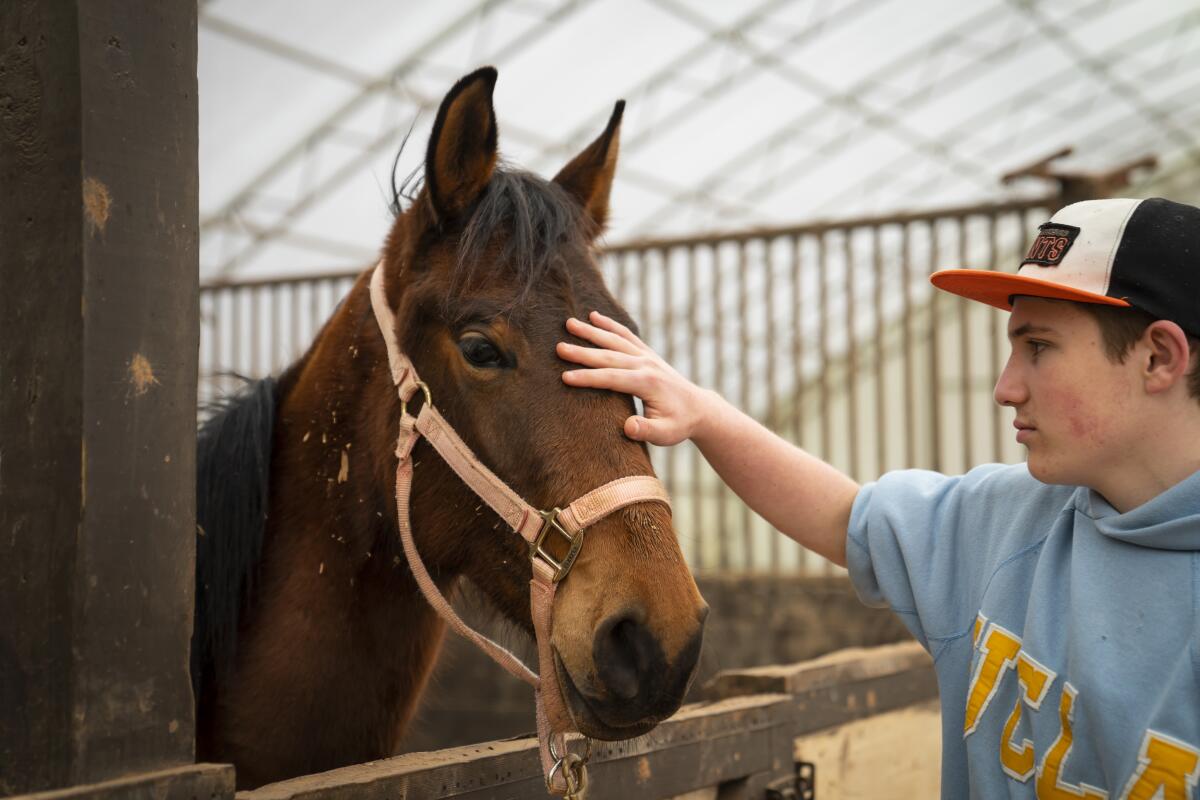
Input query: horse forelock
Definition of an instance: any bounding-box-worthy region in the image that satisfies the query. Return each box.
[394,168,590,312]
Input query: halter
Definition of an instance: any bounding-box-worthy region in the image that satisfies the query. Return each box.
[370,265,671,797]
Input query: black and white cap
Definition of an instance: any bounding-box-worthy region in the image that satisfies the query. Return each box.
[932,197,1200,337]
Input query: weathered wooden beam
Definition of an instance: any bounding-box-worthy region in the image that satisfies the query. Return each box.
[0,0,204,794]
[240,694,796,800]
[704,640,930,698]
[704,641,939,738]
[6,764,234,800]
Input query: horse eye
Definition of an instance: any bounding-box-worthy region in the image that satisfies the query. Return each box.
[459,335,505,368]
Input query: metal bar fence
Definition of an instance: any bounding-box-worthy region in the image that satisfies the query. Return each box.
[199,197,1054,575]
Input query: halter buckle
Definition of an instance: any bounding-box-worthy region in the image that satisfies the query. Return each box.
[532,508,584,583]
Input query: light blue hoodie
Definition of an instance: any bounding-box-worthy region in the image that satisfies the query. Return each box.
[847,463,1200,799]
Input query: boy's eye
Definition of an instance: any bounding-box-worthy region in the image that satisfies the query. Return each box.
[459,335,505,368]
[1028,340,1047,357]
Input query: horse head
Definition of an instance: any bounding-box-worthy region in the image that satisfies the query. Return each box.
[379,67,708,739]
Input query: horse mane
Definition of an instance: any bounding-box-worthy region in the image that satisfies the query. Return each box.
[193,376,279,697]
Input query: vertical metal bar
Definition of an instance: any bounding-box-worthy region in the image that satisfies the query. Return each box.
[872,225,886,475]
[638,249,651,352]
[789,236,805,575]
[325,279,336,332]
[250,287,261,378]
[817,233,830,464]
[270,284,280,373]
[958,216,973,471]
[310,276,320,353]
[660,247,682,555]
[737,240,752,570]
[660,248,674,379]
[791,235,804,448]
[817,233,832,577]
[712,243,728,572]
[764,237,780,572]
[231,286,243,385]
[661,248,674,363]
[686,245,702,570]
[291,281,302,367]
[988,214,1004,462]
[198,290,209,407]
[844,228,860,481]
[322,279,332,336]
[212,288,225,397]
[928,221,942,472]
[764,239,777,432]
[902,225,916,468]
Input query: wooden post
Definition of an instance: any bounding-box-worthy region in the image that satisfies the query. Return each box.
[0,1,231,796]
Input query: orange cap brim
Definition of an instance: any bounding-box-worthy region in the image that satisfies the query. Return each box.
[930,269,1130,311]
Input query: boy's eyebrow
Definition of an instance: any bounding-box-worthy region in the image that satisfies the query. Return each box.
[1008,322,1055,340]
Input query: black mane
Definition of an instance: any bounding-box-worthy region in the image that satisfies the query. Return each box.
[193,377,278,698]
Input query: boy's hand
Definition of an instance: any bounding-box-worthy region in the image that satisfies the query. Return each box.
[558,311,713,446]
[559,312,856,567]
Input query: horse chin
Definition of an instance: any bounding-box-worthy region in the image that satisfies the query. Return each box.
[553,652,661,741]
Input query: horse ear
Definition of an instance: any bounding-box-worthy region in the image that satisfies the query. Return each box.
[424,67,499,224]
[553,100,624,233]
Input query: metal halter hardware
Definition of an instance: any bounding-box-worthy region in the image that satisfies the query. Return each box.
[547,737,591,799]
[532,508,586,583]
[399,380,432,418]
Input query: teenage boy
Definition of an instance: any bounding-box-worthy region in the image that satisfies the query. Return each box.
[557,197,1200,799]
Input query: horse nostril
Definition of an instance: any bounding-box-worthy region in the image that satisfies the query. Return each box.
[593,612,656,701]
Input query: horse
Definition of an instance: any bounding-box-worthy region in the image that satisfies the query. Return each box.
[193,67,708,790]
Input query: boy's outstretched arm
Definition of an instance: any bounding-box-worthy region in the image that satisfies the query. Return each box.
[558,311,859,567]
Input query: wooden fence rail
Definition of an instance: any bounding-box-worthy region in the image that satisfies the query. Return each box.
[239,642,937,800]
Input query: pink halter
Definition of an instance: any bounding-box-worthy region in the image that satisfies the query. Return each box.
[370,265,671,797]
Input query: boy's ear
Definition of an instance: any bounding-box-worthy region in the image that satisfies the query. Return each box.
[1142,320,1191,394]
[424,67,499,225]
[553,100,624,235]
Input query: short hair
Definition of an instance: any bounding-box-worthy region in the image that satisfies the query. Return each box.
[1076,303,1200,404]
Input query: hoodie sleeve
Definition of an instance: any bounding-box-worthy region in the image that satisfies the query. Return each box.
[846,465,1012,651]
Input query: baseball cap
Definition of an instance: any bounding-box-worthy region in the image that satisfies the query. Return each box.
[931,197,1200,337]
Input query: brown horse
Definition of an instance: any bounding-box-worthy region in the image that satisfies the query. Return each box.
[194,67,708,789]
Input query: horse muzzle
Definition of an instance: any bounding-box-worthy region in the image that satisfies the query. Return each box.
[555,612,706,739]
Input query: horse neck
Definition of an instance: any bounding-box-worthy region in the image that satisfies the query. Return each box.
[247,272,459,760]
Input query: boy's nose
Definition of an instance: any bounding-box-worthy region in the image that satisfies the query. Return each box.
[993,362,1027,407]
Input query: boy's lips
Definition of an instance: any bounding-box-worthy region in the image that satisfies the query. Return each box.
[1014,419,1036,443]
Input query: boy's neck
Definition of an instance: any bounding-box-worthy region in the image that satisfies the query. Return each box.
[1092,407,1200,513]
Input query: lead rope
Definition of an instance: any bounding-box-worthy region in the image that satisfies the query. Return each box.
[371,265,669,798]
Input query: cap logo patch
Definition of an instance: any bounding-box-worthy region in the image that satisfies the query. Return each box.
[1022,222,1080,266]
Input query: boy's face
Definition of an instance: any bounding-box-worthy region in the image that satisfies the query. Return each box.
[995,297,1142,488]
